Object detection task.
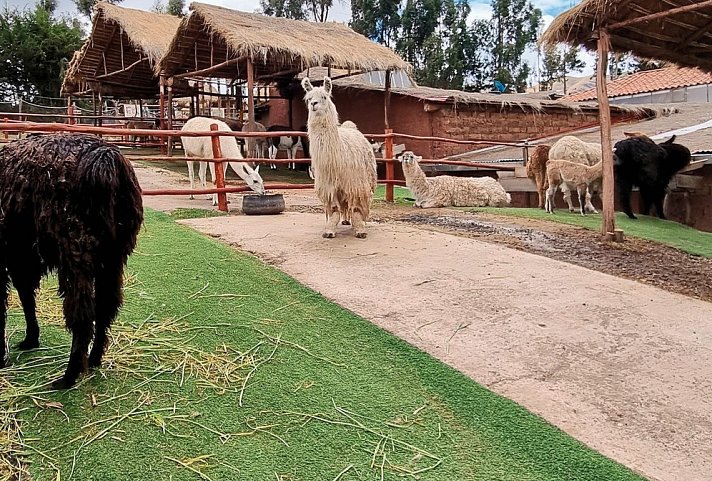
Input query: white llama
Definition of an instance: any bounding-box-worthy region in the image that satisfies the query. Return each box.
[181,117,265,206]
[399,151,511,208]
[301,76,377,238]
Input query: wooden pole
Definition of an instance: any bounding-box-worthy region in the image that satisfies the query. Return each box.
[385,128,394,203]
[159,74,166,155]
[167,77,174,156]
[596,29,618,240]
[247,58,255,123]
[92,91,97,126]
[210,123,228,212]
[384,69,394,203]
[98,91,103,127]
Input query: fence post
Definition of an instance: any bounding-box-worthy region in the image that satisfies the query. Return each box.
[210,123,229,212]
[67,104,75,125]
[385,128,394,203]
[3,118,7,140]
[522,139,530,166]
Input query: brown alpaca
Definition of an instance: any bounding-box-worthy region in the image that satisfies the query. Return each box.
[526,145,550,209]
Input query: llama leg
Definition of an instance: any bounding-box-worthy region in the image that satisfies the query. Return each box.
[577,186,587,216]
[200,161,213,201]
[323,206,340,238]
[187,160,196,200]
[351,210,368,238]
[617,180,636,219]
[545,185,556,213]
[584,188,598,214]
[53,268,95,389]
[268,144,277,170]
[560,184,575,212]
[0,266,9,368]
[88,259,124,368]
[10,266,41,350]
[652,188,667,219]
[534,173,545,209]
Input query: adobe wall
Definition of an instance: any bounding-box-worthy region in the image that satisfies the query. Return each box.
[664,165,712,232]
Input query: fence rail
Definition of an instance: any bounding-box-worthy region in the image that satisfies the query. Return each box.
[0,120,521,209]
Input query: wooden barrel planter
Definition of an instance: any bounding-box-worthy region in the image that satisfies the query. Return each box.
[242,194,285,215]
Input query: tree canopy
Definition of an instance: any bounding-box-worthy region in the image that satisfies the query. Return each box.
[0,3,84,102]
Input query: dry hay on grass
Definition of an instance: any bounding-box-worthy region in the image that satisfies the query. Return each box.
[0,277,334,479]
[0,276,441,481]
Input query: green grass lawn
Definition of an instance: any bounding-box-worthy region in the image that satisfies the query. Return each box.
[469,207,712,258]
[1,210,646,481]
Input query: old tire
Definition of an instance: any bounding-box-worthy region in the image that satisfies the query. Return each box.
[242,194,285,215]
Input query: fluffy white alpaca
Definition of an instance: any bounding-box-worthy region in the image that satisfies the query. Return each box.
[548,136,602,213]
[242,120,267,161]
[545,159,603,216]
[181,117,265,206]
[302,77,377,238]
[399,151,511,208]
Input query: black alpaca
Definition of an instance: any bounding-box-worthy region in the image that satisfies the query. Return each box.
[613,135,691,219]
[0,133,144,389]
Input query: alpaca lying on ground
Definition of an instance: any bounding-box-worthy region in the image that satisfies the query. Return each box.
[549,136,602,213]
[399,151,510,208]
[613,135,691,219]
[302,76,377,238]
[181,117,265,206]
[0,133,143,389]
[545,159,603,216]
[526,144,550,209]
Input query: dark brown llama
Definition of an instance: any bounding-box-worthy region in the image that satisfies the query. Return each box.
[0,133,144,389]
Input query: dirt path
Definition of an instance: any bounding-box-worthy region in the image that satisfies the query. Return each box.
[138,163,712,481]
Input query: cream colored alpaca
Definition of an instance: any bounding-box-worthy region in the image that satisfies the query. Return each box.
[181,117,265,206]
[545,159,603,216]
[549,136,602,213]
[302,77,377,238]
[399,151,510,208]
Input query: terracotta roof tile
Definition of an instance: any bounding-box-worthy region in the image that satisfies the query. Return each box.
[563,67,712,102]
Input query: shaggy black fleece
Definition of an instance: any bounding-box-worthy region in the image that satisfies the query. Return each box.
[0,133,143,389]
[613,135,691,219]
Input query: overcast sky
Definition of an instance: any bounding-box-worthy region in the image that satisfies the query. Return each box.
[4,0,595,79]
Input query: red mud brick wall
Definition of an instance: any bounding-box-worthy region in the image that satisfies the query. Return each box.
[663,165,712,232]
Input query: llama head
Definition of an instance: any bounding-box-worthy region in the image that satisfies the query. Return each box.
[302,76,335,119]
[399,151,420,164]
[233,163,265,195]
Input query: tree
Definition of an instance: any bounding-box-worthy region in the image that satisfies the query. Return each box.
[74,0,123,17]
[540,44,584,93]
[167,0,185,16]
[488,0,542,92]
[0,3,84,101]
[260,0,333,21]
[151,0,166,14]
[350,0,401,48]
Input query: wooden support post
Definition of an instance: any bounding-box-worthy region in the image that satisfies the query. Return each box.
[98,92,103,128]
[139,98,144,120]
[210,123,228,212]
[596,30,618,240]
[67,103,75,125]
[384,69,394,203]
[385,128,394,203]
[159,74,166,155]
[92,91,98,126]
[247,58,255,123]
[3,118,7,140]
[167,77,174,156]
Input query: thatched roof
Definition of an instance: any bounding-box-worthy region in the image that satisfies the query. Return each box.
[541,0,712,73]
[158,2,411,80]
[327,76,654,117]
[62,2,181,97]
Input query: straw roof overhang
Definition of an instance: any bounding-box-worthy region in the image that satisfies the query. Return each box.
[331,79,656,118]
[158,2,412,81]
[541,0,712,73]
[61,2,182,97]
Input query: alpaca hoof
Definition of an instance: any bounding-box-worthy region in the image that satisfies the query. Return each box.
[627,214,637,220]
[51,376,76,390]
[568,208,575,213]
[16,337,39,351]
[322,232,336,238]
[355,232,367,239]
[341,220,351,225]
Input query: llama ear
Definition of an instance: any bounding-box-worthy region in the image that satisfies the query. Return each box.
[301,78,313,92]
[323,76,332,95]
[254,164,260,174]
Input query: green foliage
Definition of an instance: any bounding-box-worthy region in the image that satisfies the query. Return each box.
[540,45,585,93]
[489,0,542,92]
[0,3,84,101]
[167,0,185,16]
[74,0,122,17]
[260,0,333,21]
